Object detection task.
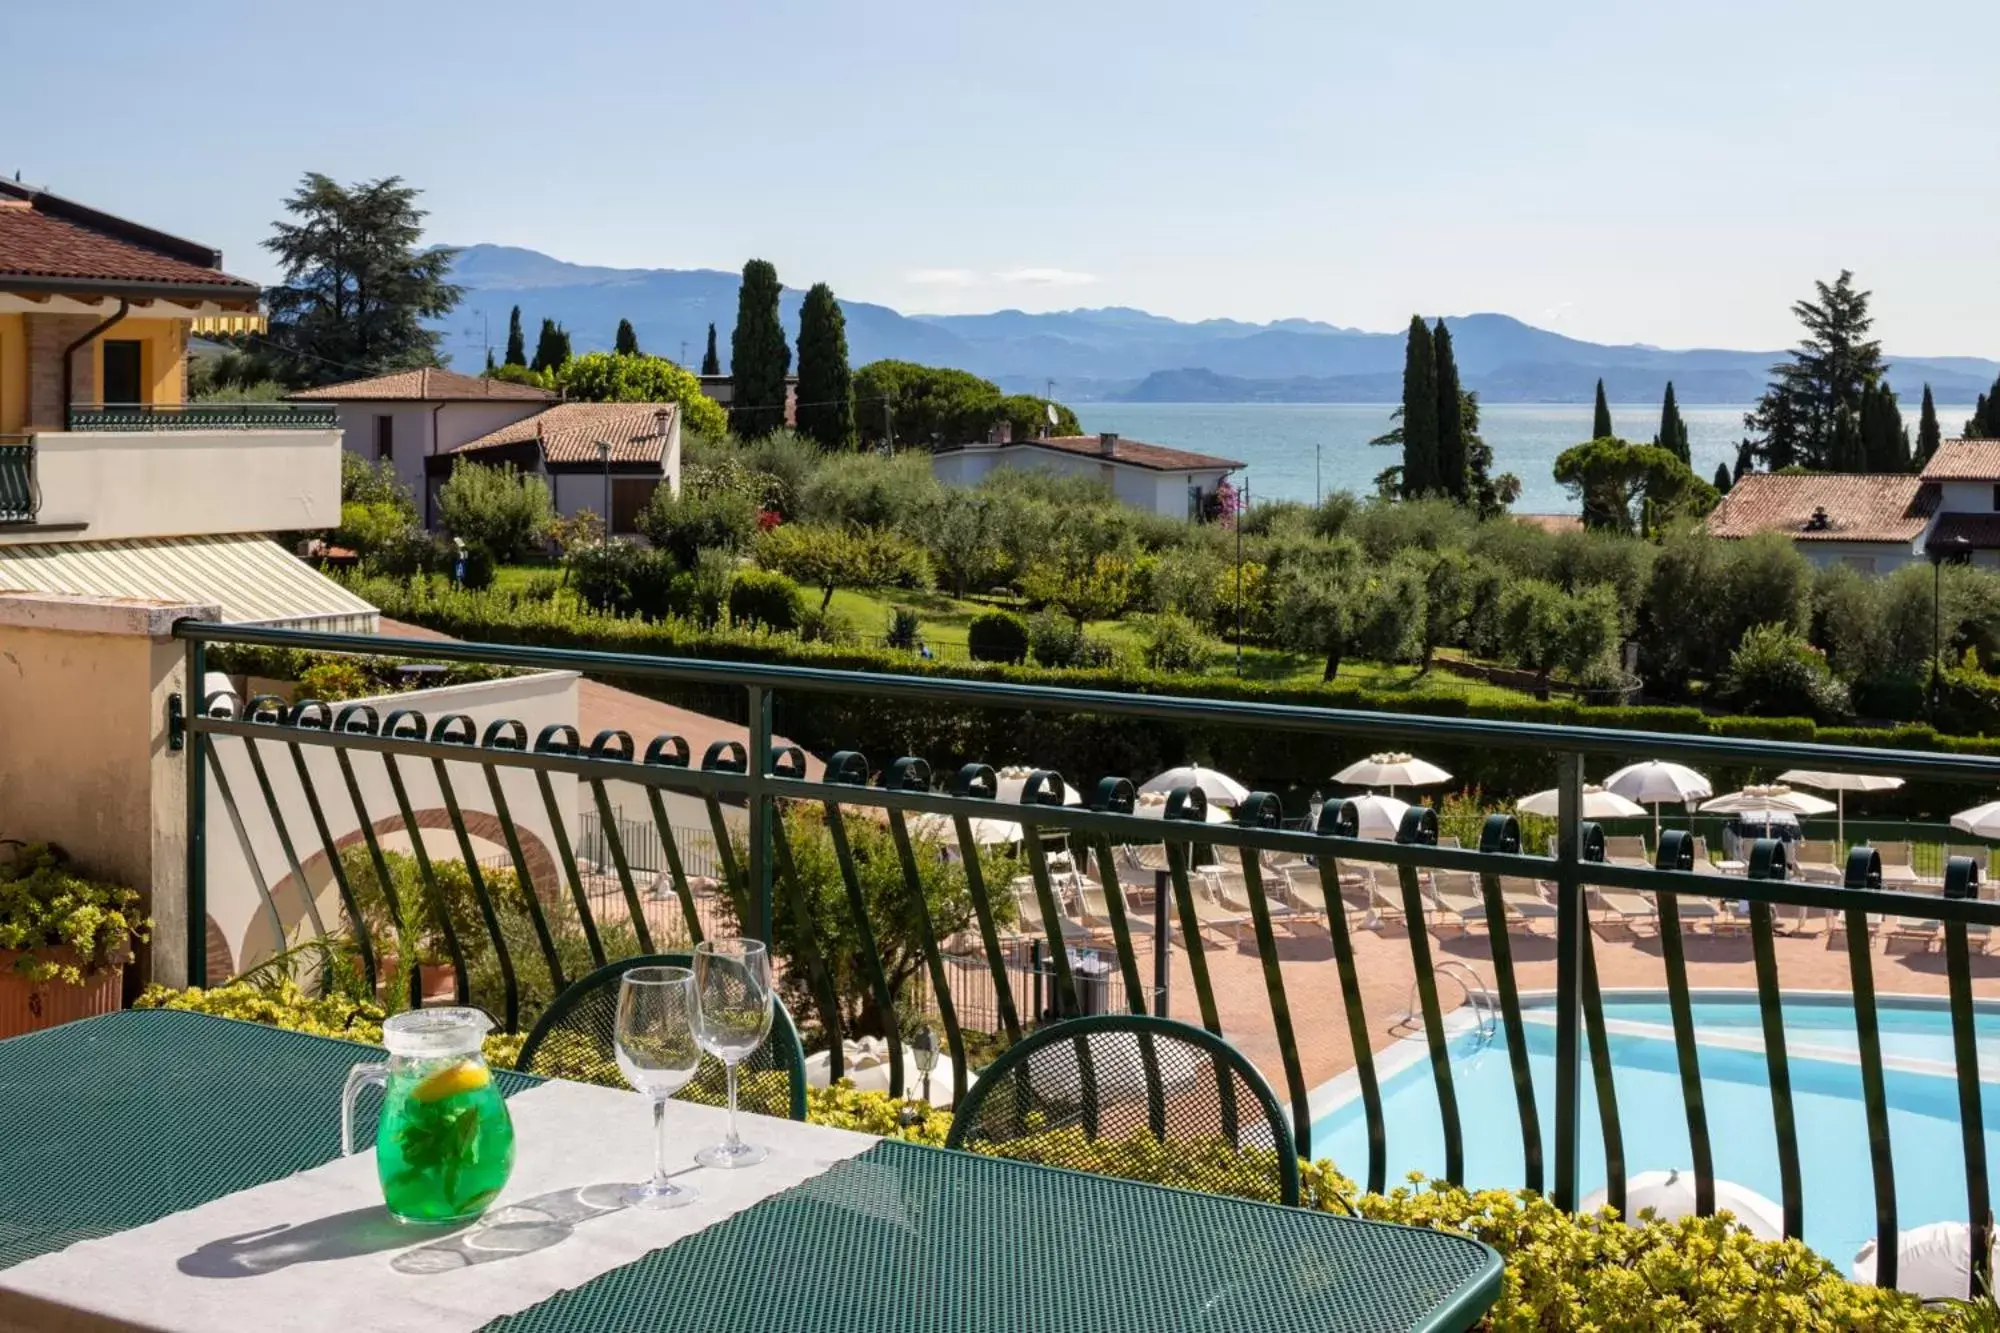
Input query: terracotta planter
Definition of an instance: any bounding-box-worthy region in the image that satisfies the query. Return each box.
[0,950,123,1040]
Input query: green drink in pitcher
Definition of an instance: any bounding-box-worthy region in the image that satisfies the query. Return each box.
[343,1008,516,1225]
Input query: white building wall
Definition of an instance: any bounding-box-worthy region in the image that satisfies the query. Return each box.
[334,400,545,517]
[1791,539,1922,574]
[1938,480,1998,514]
[204,669,582,975]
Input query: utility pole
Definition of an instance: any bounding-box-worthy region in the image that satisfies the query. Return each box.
[680,339,688,366]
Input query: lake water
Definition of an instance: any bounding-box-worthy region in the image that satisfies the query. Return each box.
[1076,403,1977,515]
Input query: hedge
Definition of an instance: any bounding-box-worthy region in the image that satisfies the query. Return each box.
[352,577,1990,820]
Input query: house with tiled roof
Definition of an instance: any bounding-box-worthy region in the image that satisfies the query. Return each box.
[931,426,1242,519]
[293,371,679,535]
[0,179,367,630]
[1705,438,2000,573]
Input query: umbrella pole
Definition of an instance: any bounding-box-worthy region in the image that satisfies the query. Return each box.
[1837,791,1845,853]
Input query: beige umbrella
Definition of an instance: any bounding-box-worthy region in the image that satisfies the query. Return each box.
[1582,1169,1783,1240]
[1333,751,1453,797]
[1777,769,1904,851]
[1515,784,1648,821]
[908,812,1023,846]
[1603,760,1713,841]
[1342,793,1411,841]
[1699,785,1838,817]
[1852,1220,1976,1300]
[1951,801,2000,838]
[1137,765,1249,808]
[994,766,1083,806]
[1133,790,1231,824]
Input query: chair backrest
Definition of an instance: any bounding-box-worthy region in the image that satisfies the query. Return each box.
[515,952,808,1120]
[1872,840,1913,865]
[1605,835,1649,862]
[1949,844,1990,871]
[1692,836,1712,859]
[1799,839,1834,862]
[944,1014,1300,1206]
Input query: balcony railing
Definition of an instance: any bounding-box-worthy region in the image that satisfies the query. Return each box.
[64,402,337,432]
[174,620,2000,1294]
[0,436,35,522]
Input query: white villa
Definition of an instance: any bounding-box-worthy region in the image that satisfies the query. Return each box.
[931,426,1241,520]
[298,368,681,537]
[1706,439,2000,573]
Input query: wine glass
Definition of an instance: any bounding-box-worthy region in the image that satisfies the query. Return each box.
[692,938,773,1169]
[614,966,702,1208]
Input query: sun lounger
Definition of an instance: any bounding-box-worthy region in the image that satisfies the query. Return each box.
[1604,835,1651,868]
[1011,876,1092,945]
[1425,869,1490,932]
[1498,877,1559,930]
[1947,844,1991,877]
[1871,840,1921,886]
[1793,839,1841,883]
[1882,884,1943,950]
[1199,862,1299,930]
[1075,882,1151,936]
[1587,884,1657,933]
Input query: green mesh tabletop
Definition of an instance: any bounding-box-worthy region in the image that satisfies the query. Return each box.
[485,1141,1502,1333]
[0,1009,539,1271]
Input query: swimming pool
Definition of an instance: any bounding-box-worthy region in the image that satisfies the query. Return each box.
[1306,992,2000,1267]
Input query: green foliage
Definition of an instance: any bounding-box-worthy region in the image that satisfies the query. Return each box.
[486,363,553,390]
[1937,652,2000,736]
[530,318,571,374]
[1860,380,1912,472]
[967,611,1030,664]
[187,345,286,400]
[1026,609,1120,669]
[613,318,639,356]
[1716,622,1852,721]
[1140,611,1218,673]
[1747,270,1887,473]
[1713,460,1733,493]
[504,305,526,366]
[554,350,727,438]
[1654,380,1691,465]
[1400,315,1439,497]
[1498,578,1622,693]
[0,844,148,985]
[436,459,554,563]
[336,500,416,560]
[852,359,1078,448]
[1972,375,2000,438]
[798,449,942,529]
[1592,378,1614,440]
[755,522,932,611]
[794,282,856,450]
[1918,384,1943,467]
[259,173,461,388]
[340,452,414,512]
[700,322,720,376]
[1433,319,1466,501]
[994,394,1082,441]
[884,604,922,651]
[638,483,759,569]
[730,258,791,439]
[1552,437,1718,533]
[727,567,804,632]
[297,659,374,702]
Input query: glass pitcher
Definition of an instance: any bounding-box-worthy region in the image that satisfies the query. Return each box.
[342,1007,516,1225]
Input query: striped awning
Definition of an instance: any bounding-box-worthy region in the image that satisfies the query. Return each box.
[0,534,378,632]
[188,313,268,337]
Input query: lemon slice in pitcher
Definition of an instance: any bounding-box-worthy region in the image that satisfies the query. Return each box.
[412,1059,491,1103]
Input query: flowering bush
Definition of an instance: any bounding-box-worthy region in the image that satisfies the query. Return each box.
[0,844,149,984]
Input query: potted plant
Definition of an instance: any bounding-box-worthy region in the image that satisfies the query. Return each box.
[0,842,150,1038]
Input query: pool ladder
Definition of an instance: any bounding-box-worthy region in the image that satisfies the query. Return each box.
[1393,961,1499,1045]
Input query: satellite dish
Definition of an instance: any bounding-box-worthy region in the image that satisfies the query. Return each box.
[1045,403,1058,425]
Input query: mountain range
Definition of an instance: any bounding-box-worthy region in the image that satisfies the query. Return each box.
[436,245,2000,405]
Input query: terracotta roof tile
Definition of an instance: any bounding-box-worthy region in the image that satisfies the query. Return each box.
[452,402,677,465]
[0,200,257,292]
[1706,472,1935,543]
[940,433,1242,472]
[1921,439,2000,481]
[290,368,556,403]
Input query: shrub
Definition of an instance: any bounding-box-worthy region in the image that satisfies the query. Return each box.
[436,460,554,563]
[639,484,760,570]
[885,605,922,651]
[336,500,415,558]
[1027,608,1087,668]
[728,567,804,632]
[1716,622,1852,722]
[553,351,728,438]
[0,843,149,984]
[517,572,562,603]
[1141,611,1217,674]
[340,453,415,513]
[967,611,1029,664]
[296,660,374,702]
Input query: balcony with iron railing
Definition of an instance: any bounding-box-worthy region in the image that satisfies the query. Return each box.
[0,435,34,524]
[64,402,337,432]
[173,620,2000,1297]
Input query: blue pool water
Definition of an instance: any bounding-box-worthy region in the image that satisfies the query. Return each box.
[1307,994,2000,1267]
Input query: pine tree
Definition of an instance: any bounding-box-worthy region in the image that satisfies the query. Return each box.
[1433,319,1466,501]
[1916,384,1942,466]
[1747,270,1885,470]
[1713,461,1732,494]
[530,318,571,374]
[1653,381,1690,465]
[701,323,721,376]
[614,318,640,356]
[730,259,791,439]
[504,305,526,366]
[1592,379,1613,440]
[794,282,856,450]
[1400,316,1439,497]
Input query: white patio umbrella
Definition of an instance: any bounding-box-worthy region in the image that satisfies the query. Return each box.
[993,766,1084,806]
[1515,784,1648,820]
[1778,770,1905,851]
[1951,801,2000,838]
[1852,1220,1975,1300]
[1343,793,1412,841]
[1603,760,1713,841]
[804,1038,955,1108]
[1137,765,1249,808]
[907,812,1023,846]
[1581,1169,1783,1240]
[1132,791,1231,824]
[1332,751,1452,797]
[1699,785,1838,818]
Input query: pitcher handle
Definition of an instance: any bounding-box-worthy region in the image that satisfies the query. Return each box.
[341,1063,388,1156]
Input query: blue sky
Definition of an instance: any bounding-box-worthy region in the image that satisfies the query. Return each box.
[8,0,1996,354]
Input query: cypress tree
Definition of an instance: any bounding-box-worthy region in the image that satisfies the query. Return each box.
[484,346,495,373]
[730,259,791,439]
[1592,379,1613,440]
[530,318,570,374]
[504,305,526,366]
[1859,382,1910,472]
[794,282,856,450]
[1713,461,1732,494]
[614,318,640,356]
[701,323,721,376]
[1399,316,1439,497]
[1433,319,1466,501]
[1653,381,1690,464]
[1971,374,2000,436]
[1829,407,1865,472]
[1917,383,1942,466]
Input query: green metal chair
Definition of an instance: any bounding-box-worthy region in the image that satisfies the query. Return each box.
[945,1014,1301,1205]
[515,952,809,1121]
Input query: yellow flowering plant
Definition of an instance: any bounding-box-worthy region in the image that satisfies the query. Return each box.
[0,843,150,985]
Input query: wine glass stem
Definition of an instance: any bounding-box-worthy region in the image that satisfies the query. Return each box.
[725,1061,741,1149]
[653,1095,670,1187]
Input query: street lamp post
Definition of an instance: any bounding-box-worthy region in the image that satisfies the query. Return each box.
[595,439,612,536]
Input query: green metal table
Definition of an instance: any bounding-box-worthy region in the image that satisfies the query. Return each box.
[0,1011,1503,1332]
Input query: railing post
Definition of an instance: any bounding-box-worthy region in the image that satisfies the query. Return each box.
[183,635,208,988]
[1552,750,1585,1212]
[1153,867,1171,1018]
[746,685,773,945]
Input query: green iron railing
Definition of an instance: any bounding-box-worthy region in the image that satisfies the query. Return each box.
[65,402,337,432]
[0,437,33,522]
[173,620,2000,1293]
